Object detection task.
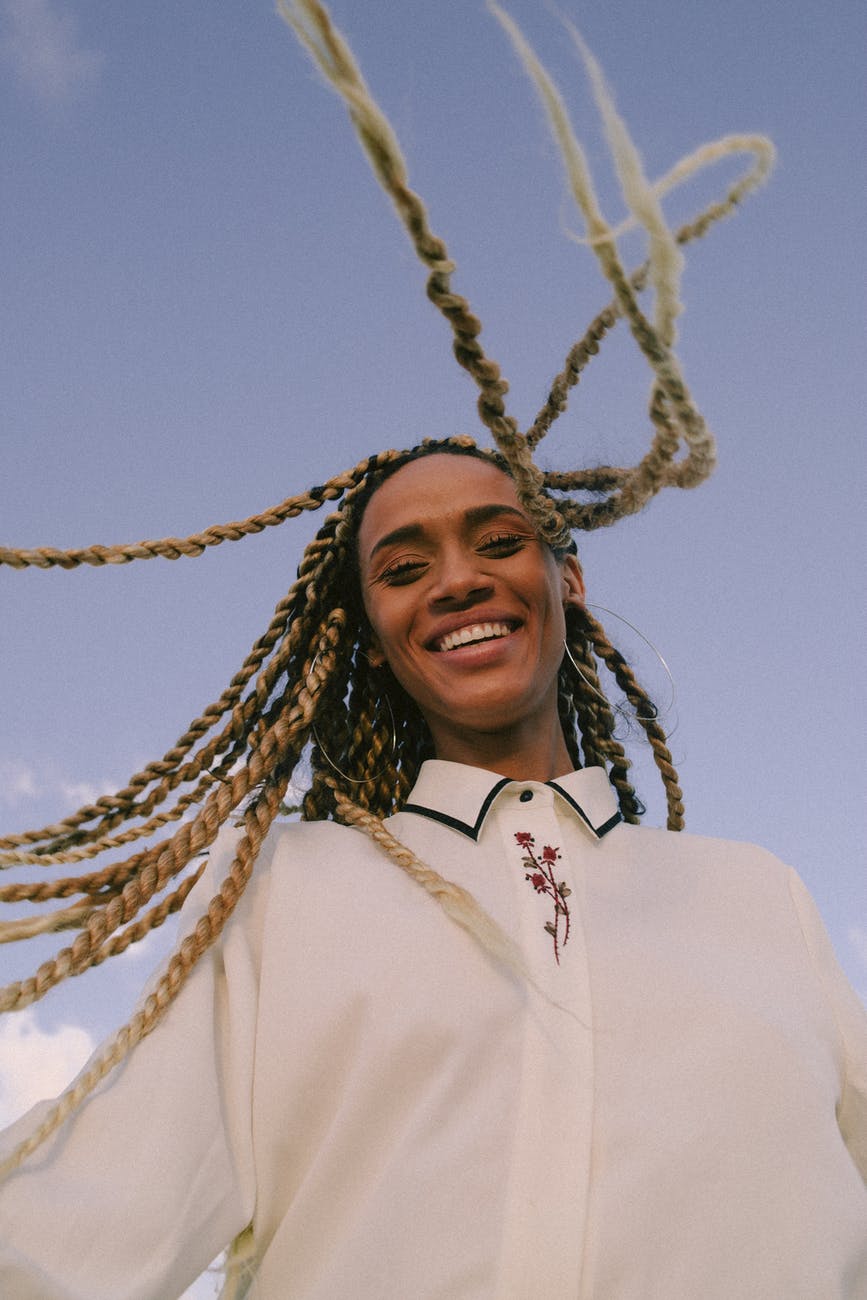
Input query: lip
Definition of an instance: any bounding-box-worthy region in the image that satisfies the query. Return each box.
[425,614,522,653]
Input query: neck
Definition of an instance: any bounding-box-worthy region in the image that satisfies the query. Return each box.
[428,712,574,783]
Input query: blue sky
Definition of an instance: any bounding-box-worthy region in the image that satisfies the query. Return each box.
[1,1,865,1287]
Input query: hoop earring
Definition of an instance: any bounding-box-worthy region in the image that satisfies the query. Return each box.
[563,602,676,721]
[308,655,397,784]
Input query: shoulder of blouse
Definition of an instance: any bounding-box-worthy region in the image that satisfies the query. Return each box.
[595,818,791,874]
[175,816,375,951]
[785,867,867,1172]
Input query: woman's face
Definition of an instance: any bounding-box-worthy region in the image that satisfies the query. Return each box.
[357,454,585,764]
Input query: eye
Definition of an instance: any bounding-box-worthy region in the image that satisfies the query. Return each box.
[379,557,427,585]
[479,531,527,554]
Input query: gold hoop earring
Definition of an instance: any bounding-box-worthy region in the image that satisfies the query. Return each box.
[308,654,397,784]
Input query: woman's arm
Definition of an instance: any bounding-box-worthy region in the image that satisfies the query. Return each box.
[0,825,264,1300]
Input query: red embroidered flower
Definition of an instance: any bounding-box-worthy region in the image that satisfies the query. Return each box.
[515,832,571,964]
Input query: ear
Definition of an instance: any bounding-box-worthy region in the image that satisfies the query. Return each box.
[560,553,586,609]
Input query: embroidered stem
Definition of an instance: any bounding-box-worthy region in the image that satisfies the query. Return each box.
[514,832,571,964]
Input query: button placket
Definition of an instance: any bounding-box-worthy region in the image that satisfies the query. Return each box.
[491,790,596,1295]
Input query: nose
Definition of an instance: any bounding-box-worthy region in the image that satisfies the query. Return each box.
[427,544,494,608]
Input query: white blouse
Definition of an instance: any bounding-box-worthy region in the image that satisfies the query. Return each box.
[1,761,865,1298]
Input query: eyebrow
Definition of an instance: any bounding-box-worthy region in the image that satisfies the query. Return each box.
[367,503,532,562]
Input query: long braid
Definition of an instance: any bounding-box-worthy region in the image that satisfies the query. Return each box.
[329,784,527,980]
[0,461,385,875]
[526,136,772,460]
[0,773,288,1180]
[0,604,353,1169]
[0,470,369,572]
[0,674,307,1012]
[562,621,645,825]
[578,607,684,831]
[278,0,570,551]
[0,0,772,1197]
[0,531,342,858]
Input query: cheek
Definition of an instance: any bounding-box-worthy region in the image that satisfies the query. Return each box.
[541,567,568,632]
[361,590,411,664]
[544,603,567,666]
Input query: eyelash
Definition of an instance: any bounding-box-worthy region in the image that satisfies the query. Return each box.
[380,559,426,584]
[481,532,525,552]
[380,533,527,584]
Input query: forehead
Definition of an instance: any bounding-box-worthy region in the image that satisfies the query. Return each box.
[358,455,522,551]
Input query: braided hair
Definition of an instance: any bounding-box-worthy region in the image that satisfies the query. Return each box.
[0,0,771,1200]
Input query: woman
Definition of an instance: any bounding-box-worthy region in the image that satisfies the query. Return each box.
[1,2,864,1295]
[1,441,865,1297]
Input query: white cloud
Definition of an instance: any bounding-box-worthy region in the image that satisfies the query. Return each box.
[58,777,116,810]
[0,1007,94,1127]
[2,0,103,105]
[0,758,123,840]
[116,922,170,964]
[0,1009,223,1296]
[0,758,39,808]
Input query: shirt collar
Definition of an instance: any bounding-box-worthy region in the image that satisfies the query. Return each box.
[402,759,622,843]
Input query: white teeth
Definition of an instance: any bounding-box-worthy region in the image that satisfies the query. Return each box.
[437,621,513,652]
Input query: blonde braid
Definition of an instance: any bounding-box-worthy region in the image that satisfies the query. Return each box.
[0,462,383,878]
[0,602,352,1166]
[0,5,773,576]
[1,763,254,1012]
[493,4,715,493]
[0,755,237,869]
[0,471,367,572]
[0,779,286,1179]
[277,0,570,551]
[526,137,770,459]
[489,4,772,526]
[0,1,774,1194]
[0,586,298,856]
[0,605,347,1014]
[330,784,527,979]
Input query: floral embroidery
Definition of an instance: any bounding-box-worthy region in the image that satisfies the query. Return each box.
[515,831,571,963]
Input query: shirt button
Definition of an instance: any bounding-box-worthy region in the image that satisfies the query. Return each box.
[519,789,534,803]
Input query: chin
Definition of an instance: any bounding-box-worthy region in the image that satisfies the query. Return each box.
[426,693,545,741]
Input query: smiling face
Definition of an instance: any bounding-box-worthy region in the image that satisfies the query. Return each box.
[357,453,585,777]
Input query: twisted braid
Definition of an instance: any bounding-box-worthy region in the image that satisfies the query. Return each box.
[577,607,684,831]
[278,0,569,550]
[0,776,286,1180]
[1,706,292,1013]
[561,615,646,825]
[526,137,771,462]
[329,783,527,979]
[0,473,362,571]
[0,9,772,570]
[0,438,677,1015]
[0,463,682,1176]
[1,0,772,1190]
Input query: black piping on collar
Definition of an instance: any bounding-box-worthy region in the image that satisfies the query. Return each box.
[546,780,623,840]
[403,778,511,842]
[403,776,622,843]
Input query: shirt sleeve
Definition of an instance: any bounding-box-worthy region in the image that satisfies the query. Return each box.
[787,867,867,1185]
[0,823,266,1300]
